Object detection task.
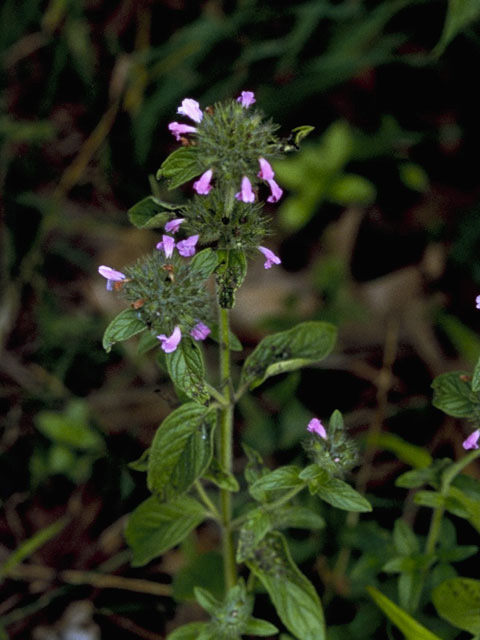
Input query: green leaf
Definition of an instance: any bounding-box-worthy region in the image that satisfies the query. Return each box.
[244,618,279,636]
[367,586,442,640]
[472,353,480,392]
[157,147,202,190]
[137,331,160,354]
[249,465,303,502]
[290,125,315,147]
[276,506,325,530]
[167,622,209,640]
[147,403,215,500]
[395,459,451,489]
[431,371,477,418]
[35,400,103,451]
[240,321,337,390]
[102,308,146,353]
[327,173,376,206]
[300,465,372,513]
[447,485,480,533]
[246,532,326,640]
[125,495,205,566]
[194,586,222,616]
[433,0,480,56]
[128,195,182,229]
[399,163,429,193]
[432,577,480,634]
[215,248,247,309]
[368,432,432,469]
[128,448,150,472]
[0,517,69,579]
[189,248,219,281]
[204,458,239,492]
[393,519,419,556]
[166,337,209,404]
[413,490,445,510]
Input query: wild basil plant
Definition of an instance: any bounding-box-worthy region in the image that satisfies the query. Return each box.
[97,91,368,639]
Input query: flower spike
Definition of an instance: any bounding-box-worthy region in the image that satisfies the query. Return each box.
[157,326,182,353]
[177,235,199,257]
[258,246,281,269]
[177,98,203,123]
[235,176,255,203]
[237,91,256,108]
[98,265,126,291]
[193,169,213,195]
[307,418,327,440]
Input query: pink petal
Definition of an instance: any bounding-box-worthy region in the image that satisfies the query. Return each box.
[235,176,255,203]
[307,418,327,440]
[157,326,182,353]
[463,430,480,450]
[476,295,480,310]
[157,235,175,258]
[177,235,199,257]
[190,322,211,341]
[168,122,197,141]
[258,157,274,181]
[258,246,281,269]
[193,169,213,195]
[98,265,126,291]
[165,218,185,233]
[266,179,283,203]
[177,98,203,123]
[237,91,256,108]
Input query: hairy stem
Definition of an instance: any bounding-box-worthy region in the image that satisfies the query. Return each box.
[218,305,237,590]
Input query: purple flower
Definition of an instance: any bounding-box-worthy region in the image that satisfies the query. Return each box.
[190,322,211,341]
[157,326,182,353]
[235,176,255,203]
[177,234,199,257]
[237,91,256,108]
[258,157,275,181]
[156,235,176,258]
[98,265,126,291]
[476,295,480,310]
[463,430,480,450]
[266,179,283,203]
[258,246,281,269]
[177,98,203,123]
[193,169,213,195]
[165,218,185,234]
[168,122,197,141]
[307,418,327,440]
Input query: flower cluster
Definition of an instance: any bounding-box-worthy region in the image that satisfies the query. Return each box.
[306,415,358,476]
[169,93,283,206]
[98,218,212,354]
[463,429,480,450]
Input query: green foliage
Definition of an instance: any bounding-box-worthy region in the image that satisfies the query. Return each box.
[433,0,480,56]
[147,403,215,500]
[240,321,337,390]
[431,370,480,419]
[215,249,248,309]
[300,465,372,512]
[246,532,326,640]
[172,551,224,602]
[432,577,480,635]
[128,196,182,229]
[158,147,203,190]
[102,308,146,353]
[125,495,206,566]
[166,338,209,404]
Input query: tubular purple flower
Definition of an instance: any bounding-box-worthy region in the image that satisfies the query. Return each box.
[258,246,281,269]
[258,157,275,181]
[463,430,480,450]
[266,179,283,203]
[235,176,255,203]
[190,322,211,341]
[237,91,256,108]
[307,418,327,440]
[177,235,199,257]
[193,169,213,195]
[165,218,185,234]
[156,235,176,258]
[476,295,480,310]
[168,122,197,141]
[98,265,126,291]
[177,98,203,123]
[157,326,182,353]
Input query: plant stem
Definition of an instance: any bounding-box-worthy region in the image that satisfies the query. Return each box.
[218,305,237,591]
[195,480,221,521]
